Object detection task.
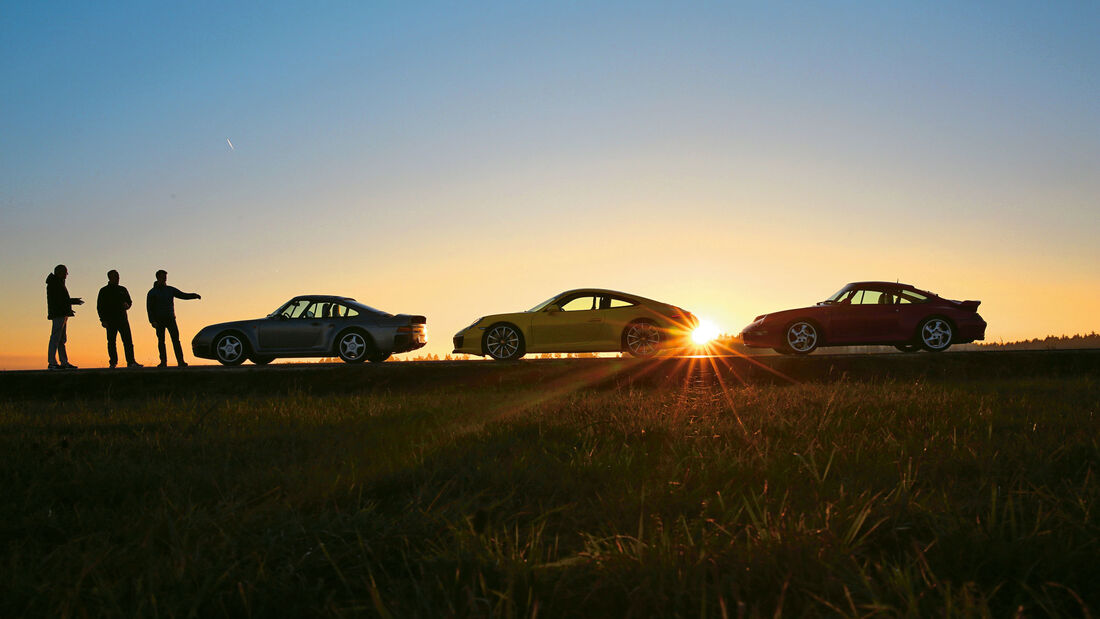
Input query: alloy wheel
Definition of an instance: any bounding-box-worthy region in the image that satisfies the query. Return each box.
[625,322,661,357]
[339,333,367,361]
[216,335,244,365]
[921,319,953,351]
[486,325,521,360]
[786,322,818,354]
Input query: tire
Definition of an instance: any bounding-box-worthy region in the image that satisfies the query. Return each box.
[336,330,372,363]
[366,351,391,363]
[623,320,662,358]
[214,333,247,366]
[484,324,525,360]
[894,344,920,353]
[773,348,793,355]
[783,321,819,355]
[250,356,274,365]
[919,317,953,352]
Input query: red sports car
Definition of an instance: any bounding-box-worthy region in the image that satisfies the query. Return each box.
[740,282,986,355]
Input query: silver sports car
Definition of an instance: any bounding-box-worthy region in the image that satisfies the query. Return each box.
[191,295,426,365]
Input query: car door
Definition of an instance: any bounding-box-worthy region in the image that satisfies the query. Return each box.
[258,299,326,350]
[529,294,604,351]
[828,288,899,343]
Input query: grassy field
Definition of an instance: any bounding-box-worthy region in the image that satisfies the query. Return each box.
[1,352,1098,617]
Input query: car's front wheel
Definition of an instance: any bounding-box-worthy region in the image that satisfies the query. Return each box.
[214,333,247,366]
[623,320,662,358]
[485,324,525,361]
[336,331,371,363]
[919,317,953,352]
[784,321,819,355]
[251,355,274,365]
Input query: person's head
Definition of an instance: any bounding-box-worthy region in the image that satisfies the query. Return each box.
[54,264,67,279]
[155,269,167,284]
[107,269,120,284]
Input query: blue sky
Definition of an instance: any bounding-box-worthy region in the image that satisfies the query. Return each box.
[2,2,1098,366]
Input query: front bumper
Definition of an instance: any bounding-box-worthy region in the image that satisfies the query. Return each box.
[191,333,215,359]
[740,322,777,348]
[452,329,484,356]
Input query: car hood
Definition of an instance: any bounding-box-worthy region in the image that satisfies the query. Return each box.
[752,305,827,324]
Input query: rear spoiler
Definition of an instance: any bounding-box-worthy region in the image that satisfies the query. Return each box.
[952,300,981,311]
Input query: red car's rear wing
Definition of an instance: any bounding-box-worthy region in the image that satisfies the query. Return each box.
[952,300,981,311]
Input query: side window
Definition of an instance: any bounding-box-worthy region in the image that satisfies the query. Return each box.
[835,289,856,304]
[896,291,929,304]
[339,304,359,318]
[299,302,320,318]
[560,295,598,311]
[282,299,312,318]
[603,296,635,309]
[852,290,883,305]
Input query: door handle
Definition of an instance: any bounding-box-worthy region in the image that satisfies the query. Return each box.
[311,322,321,326]
[587,319,602,323]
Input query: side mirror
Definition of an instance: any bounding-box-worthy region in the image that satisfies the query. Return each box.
[279,314,290,321]
[545,305,561,313]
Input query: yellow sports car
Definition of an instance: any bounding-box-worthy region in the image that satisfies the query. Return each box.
[452,288,700,360]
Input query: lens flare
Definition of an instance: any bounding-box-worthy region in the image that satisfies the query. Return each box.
[691,319,720,346]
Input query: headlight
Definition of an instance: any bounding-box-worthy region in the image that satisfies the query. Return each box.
[465,317,484,331]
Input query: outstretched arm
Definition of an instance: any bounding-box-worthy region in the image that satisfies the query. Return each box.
[173,287,201,301]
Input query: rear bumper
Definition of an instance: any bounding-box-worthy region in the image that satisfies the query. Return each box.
[955,314,987,344]
[392,332,427,354]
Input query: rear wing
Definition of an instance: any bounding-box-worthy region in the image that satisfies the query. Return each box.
[952,300,981,311]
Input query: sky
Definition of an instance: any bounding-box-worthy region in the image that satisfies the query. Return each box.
[2,1,1098,369]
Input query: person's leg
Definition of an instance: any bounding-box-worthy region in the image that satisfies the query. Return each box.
[167,319,186,365]
[106,324,119,367]
[57,318,69,365]
[156,323,168,365]
[48,318,64,366]
[119,318,137,364]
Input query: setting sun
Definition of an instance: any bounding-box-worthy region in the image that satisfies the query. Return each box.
[691,318,721,346]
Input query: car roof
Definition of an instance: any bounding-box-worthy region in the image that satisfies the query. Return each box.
[844,282,938,296]
[554,288,662,305]
[289,295,356,302]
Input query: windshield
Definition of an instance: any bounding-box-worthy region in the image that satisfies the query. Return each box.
[527,295,560,313]
[823,286,853,304]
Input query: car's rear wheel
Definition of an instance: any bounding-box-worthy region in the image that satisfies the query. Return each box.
[784,321,819,355]
[485,324,525,361]
[919,317,953,352]
[367,351,391,363]
[894,344,920,353]
[214,333,247,366]
[624,320,661,358]
[250,355,274,365]
[336,330,371,363]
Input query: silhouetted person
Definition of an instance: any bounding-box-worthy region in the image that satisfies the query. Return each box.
[97,270,142,368]
[146,269,200,367]
[46,264,83,370]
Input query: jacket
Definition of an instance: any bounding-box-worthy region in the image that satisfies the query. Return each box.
[46,273,78,320]
[146,281,199,322]
[97,283,132,324]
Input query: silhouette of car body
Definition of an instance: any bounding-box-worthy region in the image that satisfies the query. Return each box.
[192,295,426,365]
[740,282,986,355]
[452,288,699,360]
